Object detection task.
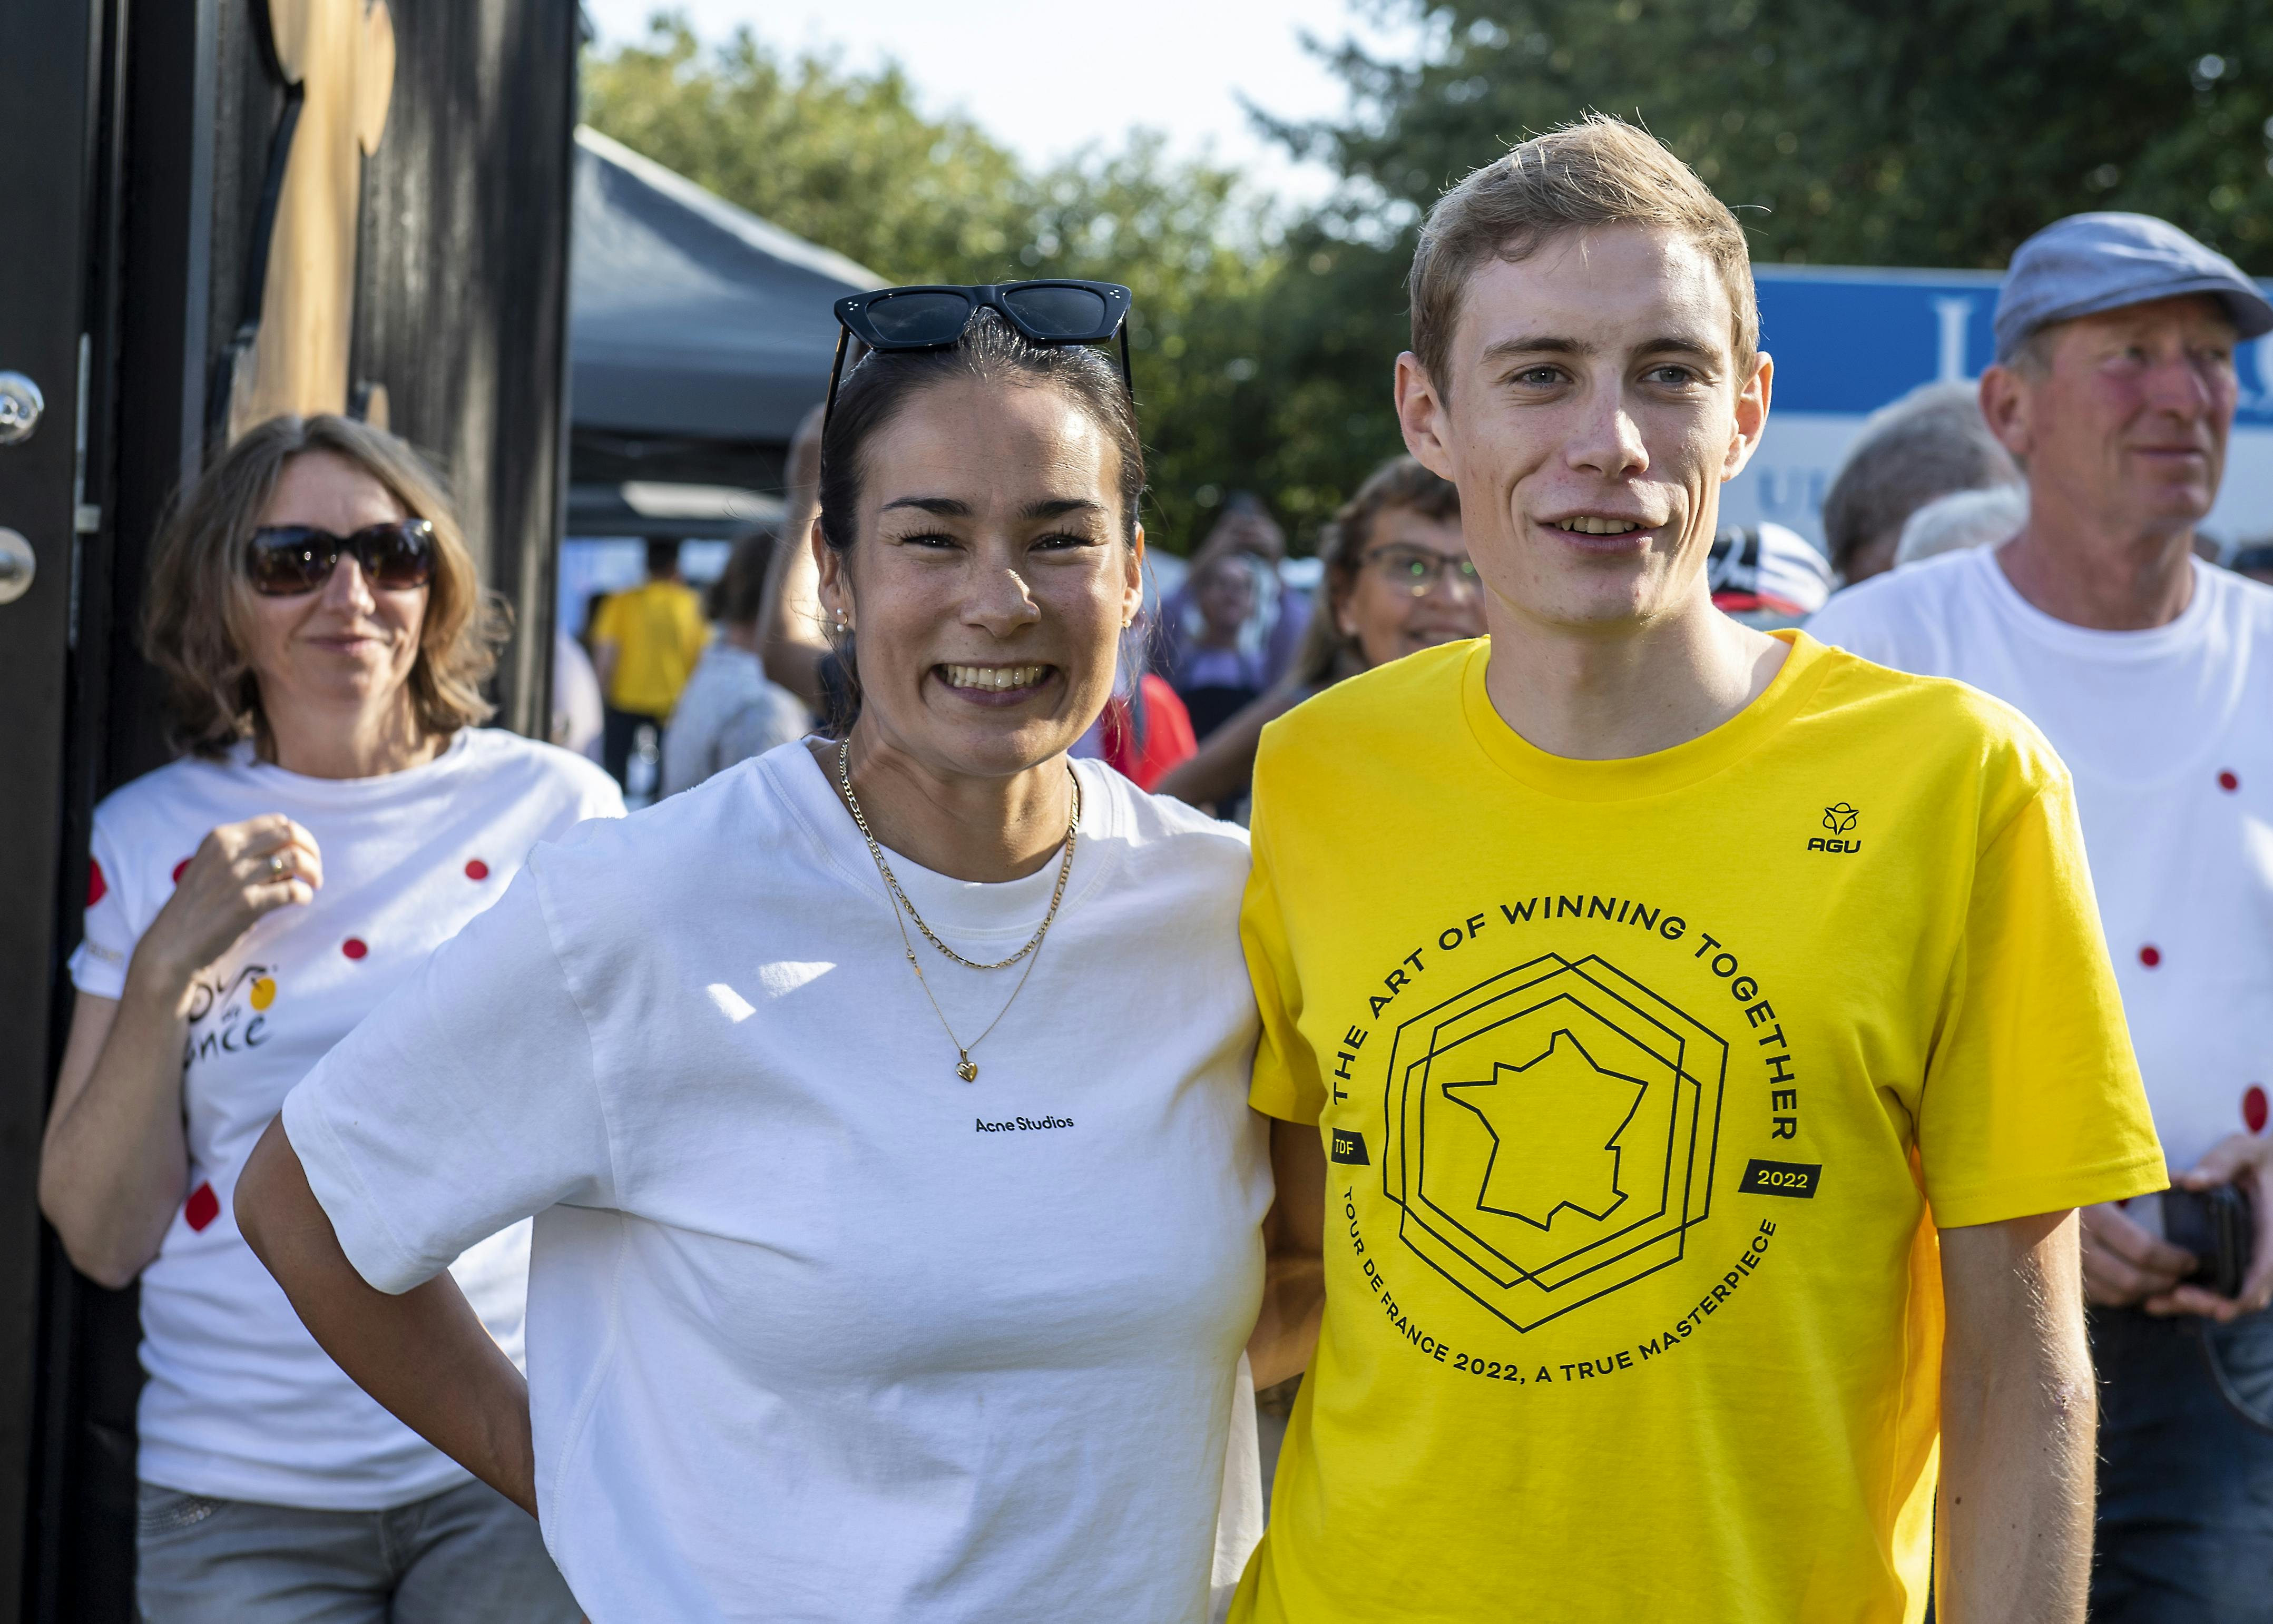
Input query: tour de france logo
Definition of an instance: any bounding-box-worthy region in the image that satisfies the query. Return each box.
[1380,952,1726,1333]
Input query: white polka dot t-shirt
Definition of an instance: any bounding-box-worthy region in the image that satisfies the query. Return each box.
[1809,549,2273,1177]
[69,728,622,1509]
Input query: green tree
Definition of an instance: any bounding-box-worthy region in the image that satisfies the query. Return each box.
[582,16,1294,550]
[1291,0,2273,270]
[1228,0,2273,539]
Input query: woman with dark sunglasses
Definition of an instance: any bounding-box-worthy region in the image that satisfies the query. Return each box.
[39,414,619,1623]
[236,295,1303,1623]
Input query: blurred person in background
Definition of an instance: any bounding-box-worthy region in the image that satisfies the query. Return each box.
[235,299,1286,1624]
[550,628,603,762]
[1157,455,1478,820]
[1893,484,2029,569]
[38,415,619,1623]
[2232,540,2273,588]
[1820,379,2022,587]
[1809,212,2273,1623]
[1163,549,1275,739]
[590,536,708,788]
[1161,495,1312,693]
[661,527,811,796]
[1703,519,1833,627]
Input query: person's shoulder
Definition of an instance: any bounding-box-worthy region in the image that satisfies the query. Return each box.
[1797,634,2069,811]
[2203,556,2273,628]
[1261,638,1475,763]
[90,748,244,833]
[453,728,623,809]
[1101,760,1250,855]
[1806,549,1985,645]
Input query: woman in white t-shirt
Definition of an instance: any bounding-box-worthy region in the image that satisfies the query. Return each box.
[235,292,1295,1623]
[39,415,621,1622]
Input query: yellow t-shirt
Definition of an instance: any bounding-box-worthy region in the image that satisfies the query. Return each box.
[1232,632,2164,1624]
[592,578,709,716]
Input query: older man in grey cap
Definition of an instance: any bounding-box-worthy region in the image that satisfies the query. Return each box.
[1811,213,2273,1622]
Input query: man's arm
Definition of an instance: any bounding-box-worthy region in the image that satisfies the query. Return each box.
[1936,1208,2095,1624]
[1249,1117,1326,1389]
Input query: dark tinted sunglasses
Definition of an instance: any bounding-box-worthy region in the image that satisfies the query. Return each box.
[825,281,1134,429]
[245,518,436,596]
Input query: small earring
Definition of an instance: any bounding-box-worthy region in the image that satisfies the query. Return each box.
[834,609,850,632]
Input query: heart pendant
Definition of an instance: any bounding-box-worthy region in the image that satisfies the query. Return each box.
[956,1058,979,1082]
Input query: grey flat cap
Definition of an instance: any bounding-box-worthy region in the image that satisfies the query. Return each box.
[1994,211,2273,361]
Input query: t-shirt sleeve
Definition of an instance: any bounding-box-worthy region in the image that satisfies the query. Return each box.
[281,862,618,1294]
[1916,772,2166,1227]
[68,816,140,1000]
[1240,812,1326,1126]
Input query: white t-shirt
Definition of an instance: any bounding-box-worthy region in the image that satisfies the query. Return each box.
[1808,548,2273,1174]
[70,728,624,1508]
[283,744,1272,1624]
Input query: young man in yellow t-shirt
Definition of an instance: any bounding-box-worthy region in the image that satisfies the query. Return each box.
[1233,116,2166,1624]
[591,537,710,788]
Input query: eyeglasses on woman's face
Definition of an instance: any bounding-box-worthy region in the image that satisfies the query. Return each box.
[244,518,436,596]
[1359,544,1481,597]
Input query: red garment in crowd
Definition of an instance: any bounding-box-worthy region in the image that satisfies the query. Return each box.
[1098,674,1197,790]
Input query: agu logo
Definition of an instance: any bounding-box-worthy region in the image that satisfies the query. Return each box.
[1808,802,1861,854]
[1378,952,1727,1332]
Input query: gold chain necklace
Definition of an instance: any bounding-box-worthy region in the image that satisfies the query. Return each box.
[836,740,1079,1081]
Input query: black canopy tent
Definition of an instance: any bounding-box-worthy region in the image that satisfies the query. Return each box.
[567,125,878,511]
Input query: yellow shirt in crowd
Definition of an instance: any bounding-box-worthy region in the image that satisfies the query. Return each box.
[1231,632,2164,1624]
[592,577,709,717]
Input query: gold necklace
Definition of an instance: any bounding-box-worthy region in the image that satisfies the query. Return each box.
[836,740,1080,1081]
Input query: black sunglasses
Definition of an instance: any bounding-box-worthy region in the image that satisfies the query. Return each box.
[825,281,1134,429]
[245,518,436,596]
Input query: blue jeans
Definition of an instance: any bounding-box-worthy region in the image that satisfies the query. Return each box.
[136,1477,581,1624]
[2090,1305,2273,1622]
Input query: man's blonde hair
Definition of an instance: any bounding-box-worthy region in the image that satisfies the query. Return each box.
[144,414,506,757]
[1408,113,1759,397]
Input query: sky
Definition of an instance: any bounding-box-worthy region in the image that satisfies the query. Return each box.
[582,1,1424,207]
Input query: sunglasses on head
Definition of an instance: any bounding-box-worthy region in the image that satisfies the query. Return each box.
[245,518,436,596]
[825,280,1134,430]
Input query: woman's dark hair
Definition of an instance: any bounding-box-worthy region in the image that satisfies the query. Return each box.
[1292,455,1461,687]
[815,310,1145,735]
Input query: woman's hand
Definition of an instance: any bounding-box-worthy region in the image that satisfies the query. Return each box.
[134,815,322,999]
[38,814,320,1286]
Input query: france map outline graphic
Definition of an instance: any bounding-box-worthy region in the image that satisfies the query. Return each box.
[1380,952,1728,1332]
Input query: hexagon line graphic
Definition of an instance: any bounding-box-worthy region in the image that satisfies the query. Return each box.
[1376,951,1728,1332]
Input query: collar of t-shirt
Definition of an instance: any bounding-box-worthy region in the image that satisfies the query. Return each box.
[770,745,1126,948]
[1457,631,1836,803]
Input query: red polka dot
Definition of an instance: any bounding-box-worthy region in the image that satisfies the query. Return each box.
[184,1182,219,1232]
[2246,1086,2269,1136]
[341,938,368,960]
[2139,945,2162,968]
[2219,770,2240,792]
[464,859,489,881]
[85,858,106,908]
[171,858,191,885]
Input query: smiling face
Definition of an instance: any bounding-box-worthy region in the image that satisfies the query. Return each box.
[816,377,1143,781]
[242,450,426,729]
[1988,294,2238,534]
[1338,506,1486,668]
[1395,223,1770,633]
